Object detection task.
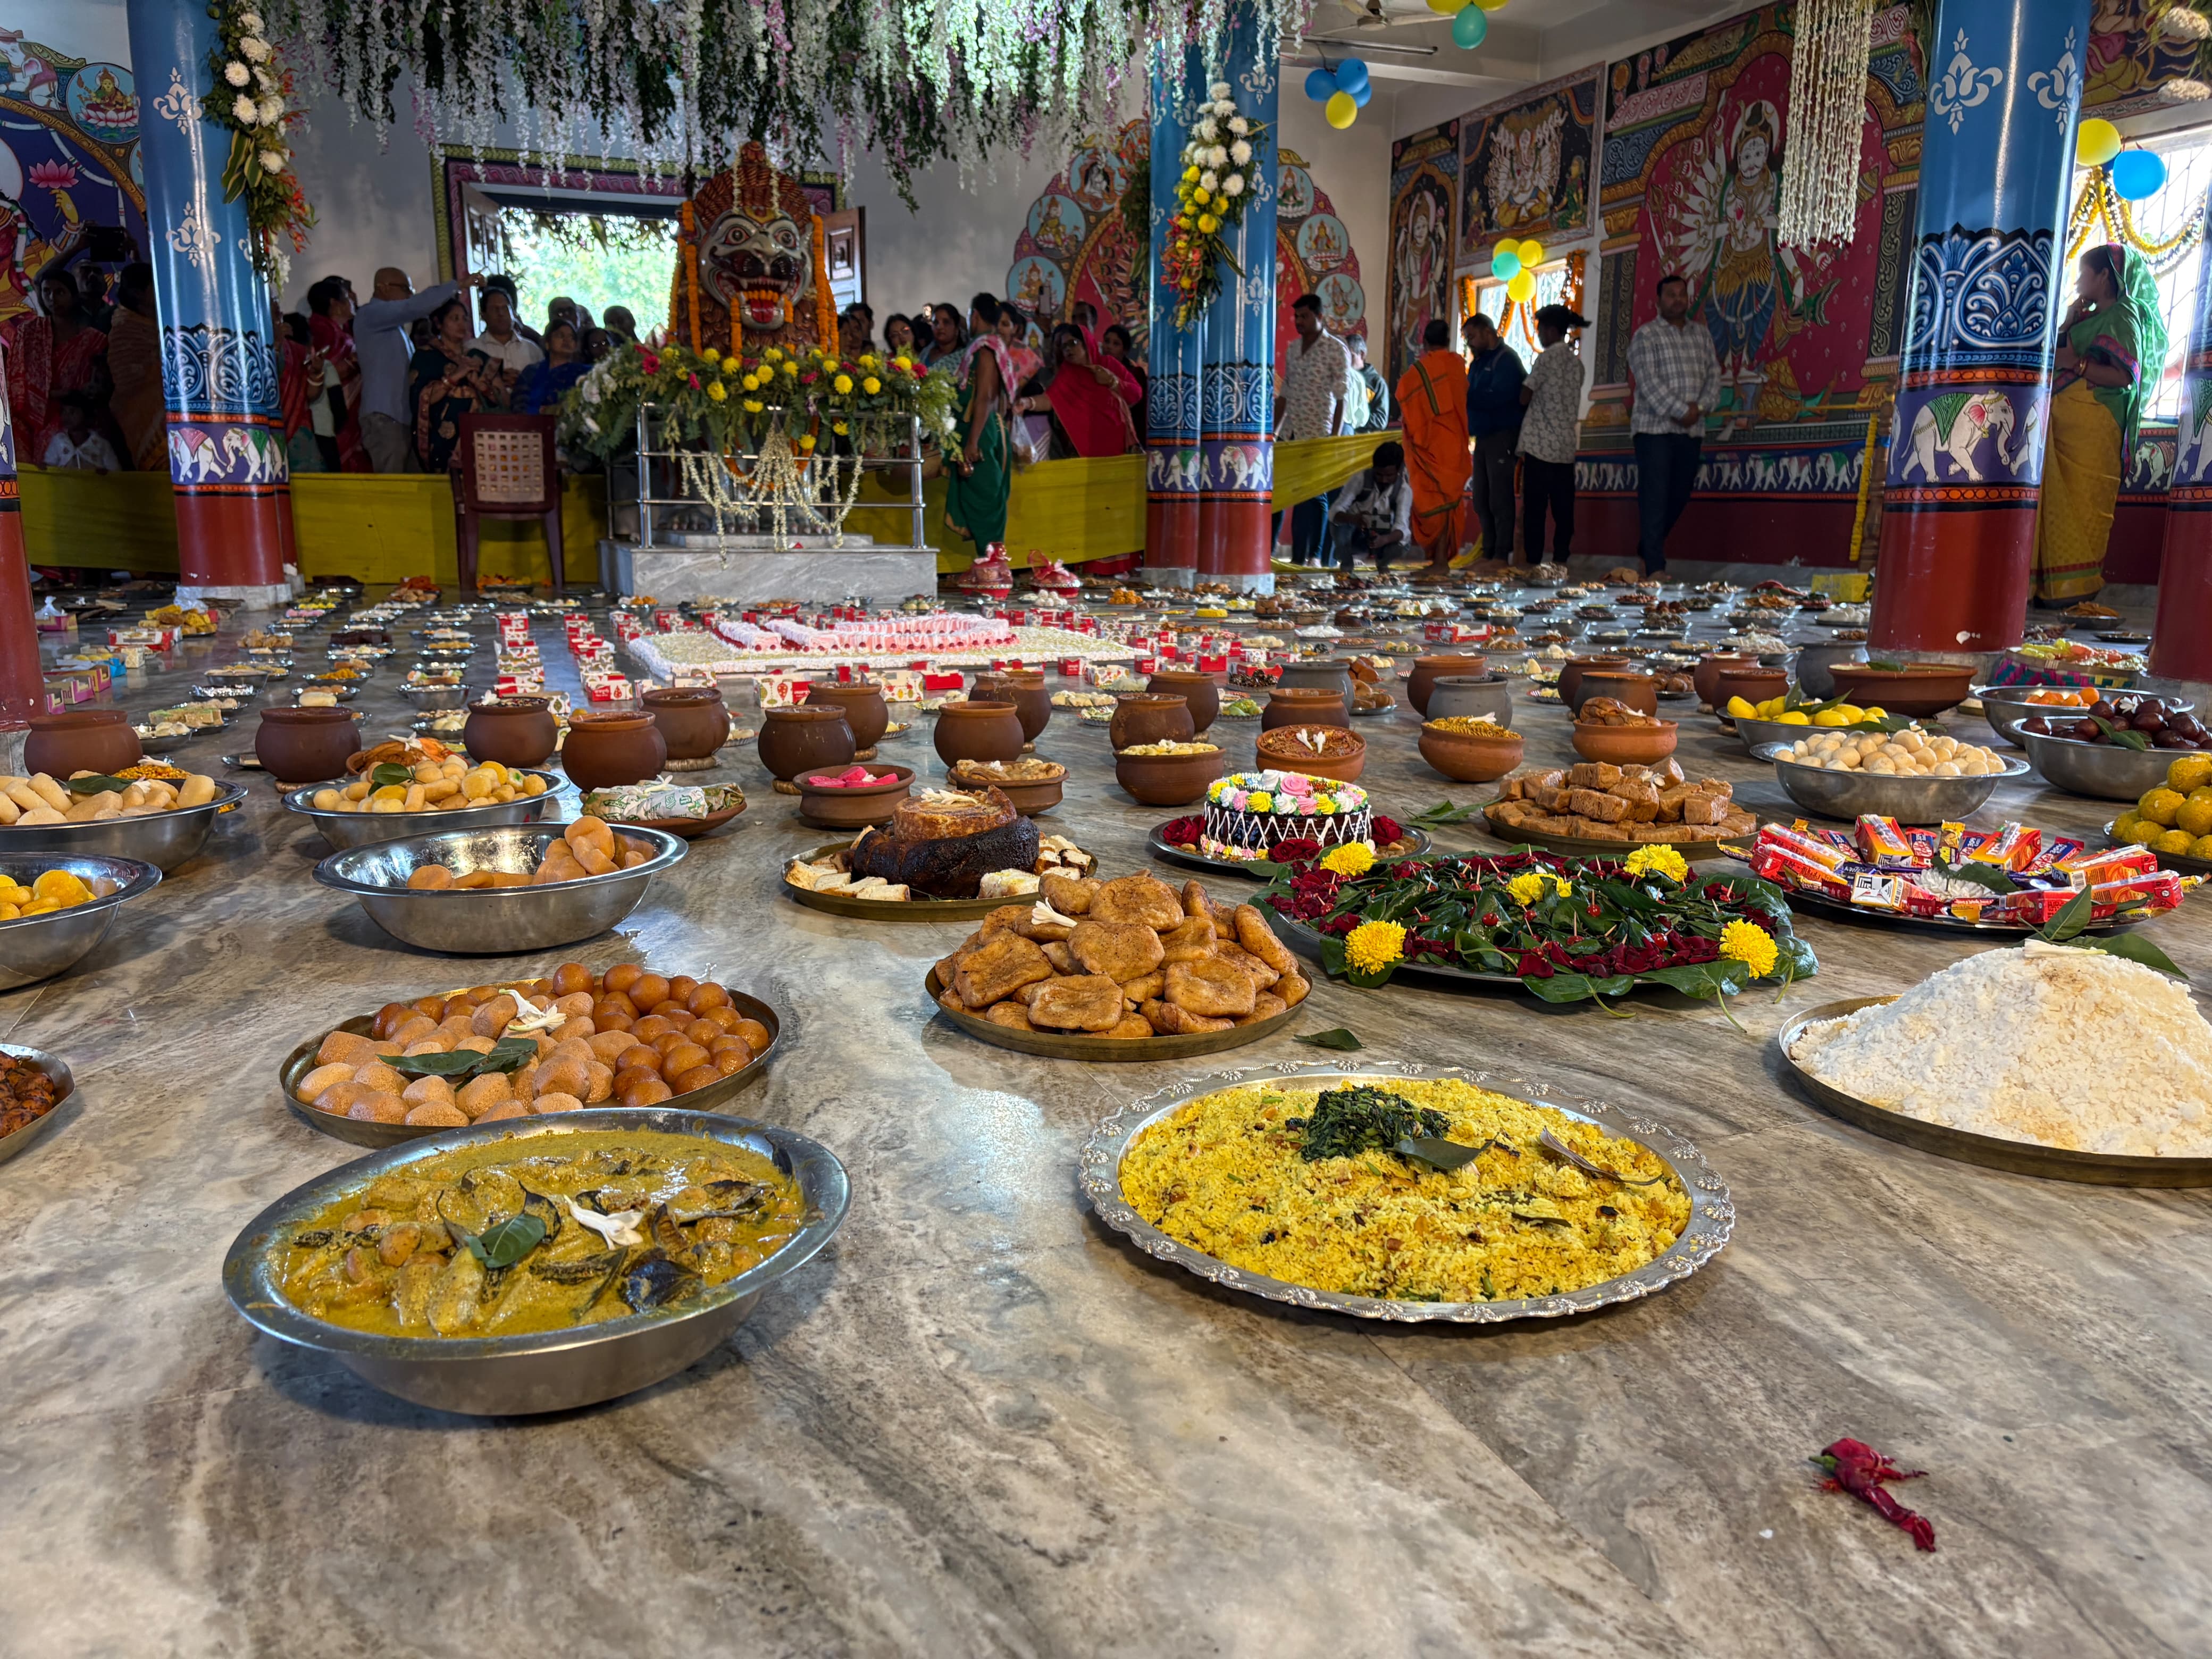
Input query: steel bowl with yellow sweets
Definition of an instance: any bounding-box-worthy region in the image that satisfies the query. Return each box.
[2113,750,2212,872]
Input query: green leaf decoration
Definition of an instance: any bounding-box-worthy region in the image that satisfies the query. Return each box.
[2089,715,2150,752]
[460,1212,547,1270]
[1411,800,1479,826]
[63,774,131,795]
[1930,853,2016,896]
[2068,933,2189,979]
[2041,887,2096,943]
[371,762,414,789]
[385,1034,537,1081]
[1865,658,1906,672]
[1294,1027,1364,1051]
[1394,1136,1487,1171]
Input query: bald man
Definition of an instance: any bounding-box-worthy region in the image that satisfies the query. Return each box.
[355,265,480,472]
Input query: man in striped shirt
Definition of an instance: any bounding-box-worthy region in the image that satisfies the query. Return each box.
[1626,272,1721,574]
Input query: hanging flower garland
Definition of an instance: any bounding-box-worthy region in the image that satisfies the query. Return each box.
[1162,80,1268,329]
[200,2,315,287]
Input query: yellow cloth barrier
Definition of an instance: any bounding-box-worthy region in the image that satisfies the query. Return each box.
[22,432,1384,580]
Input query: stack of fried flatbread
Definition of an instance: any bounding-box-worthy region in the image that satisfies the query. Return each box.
[934,871,1310,1039]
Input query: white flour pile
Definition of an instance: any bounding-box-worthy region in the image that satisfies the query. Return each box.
[1788,940,2212,1157]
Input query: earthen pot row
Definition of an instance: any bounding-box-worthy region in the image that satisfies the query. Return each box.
[803,681,889,750]
[1145,669,1222,732]
[933,700,1025,768]
[565,711,669,790]
[1406,655,1489,717]
[761,705,857,781]
[26,709,145,780]
[971,671,1052,743]
[254,705,358,784]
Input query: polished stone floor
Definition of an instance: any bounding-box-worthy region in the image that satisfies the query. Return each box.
[3,598,2208,1658]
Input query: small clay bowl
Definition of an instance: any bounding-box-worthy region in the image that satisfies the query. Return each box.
[1692,652,1762,710]
[1823,662,1975,718]
[795,763,915,829]
[1570,719,1679,766]
[946,760,1066,816]
[1418,723,1526,783]
[1112,746,1227,807]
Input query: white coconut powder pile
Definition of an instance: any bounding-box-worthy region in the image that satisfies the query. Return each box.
[1788,940,2212,1157]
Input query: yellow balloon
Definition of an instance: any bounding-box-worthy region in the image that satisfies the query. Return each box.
[2077,118,2122,167]
[1426,0,1462,11]
[1506,269,1536,302]
[1326,90,1358,129]
[1475,0,1511,11]
[1518,238,1546,266]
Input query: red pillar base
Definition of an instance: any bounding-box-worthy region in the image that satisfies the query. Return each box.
[173,485,291,607]
[1195,496,1274,591]
[1868,502,2034,657]
[0,480,40,728]
[1145,493,1200,586]
[2151,489,2212,681]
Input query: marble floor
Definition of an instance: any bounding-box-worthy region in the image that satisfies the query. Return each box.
[3,601,2208,1659]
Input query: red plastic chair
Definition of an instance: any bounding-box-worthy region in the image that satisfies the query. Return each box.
[455,414,565,595]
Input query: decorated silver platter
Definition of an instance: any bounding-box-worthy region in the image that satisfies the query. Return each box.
[1079,1059,1733,1324]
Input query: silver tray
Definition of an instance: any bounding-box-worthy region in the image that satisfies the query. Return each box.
[0,1040,75,1164]
[1779,996,2212,1186]
[1146,823,1432,878]
[1079,1059,1733,1323]
[220,1108,850,1413]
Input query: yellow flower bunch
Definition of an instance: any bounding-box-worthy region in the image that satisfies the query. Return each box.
[781,361,798,378]
[743,398,763,413]
[892,355,912,372]
[701,346,721,365]
[763,347,782,363]
[1719,919,1779,978]
[859,353,879,370]
[1198,214,1219,233]
[862,376,881,395]
[833,374,854,395]
[833,420,849,435]
[1344,919,1406,975]
[799,433,817,451]
[1506,872,1545,907]
[707,381,726,402]
[1624,845,1689,884]
[1319,841,1375,877]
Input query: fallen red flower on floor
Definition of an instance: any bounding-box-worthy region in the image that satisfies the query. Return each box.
[1815,1437,1935,1551]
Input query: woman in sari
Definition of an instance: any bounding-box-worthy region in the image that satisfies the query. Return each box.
[275,307,325,474]
[921,303,968,369]
[1013,324,1142,459]
[884,314,918,359]
[306,276,370,471]
[1100,323,1147,435]
[2035,242,2167,604]
[944,292,1012,550]
[408,296,502,472]
[514,320,587,414]
[7,268,107,462]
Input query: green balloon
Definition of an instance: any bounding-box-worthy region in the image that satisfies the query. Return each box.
[1452,3,1489,48]
[1491,246,1521,280]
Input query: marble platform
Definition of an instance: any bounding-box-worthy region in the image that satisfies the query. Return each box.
[602,538,939,602]
[3,598,2209,1657]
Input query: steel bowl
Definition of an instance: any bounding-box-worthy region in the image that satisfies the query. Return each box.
[0,783,247,872]
[313,823,685,953]
[1752,740,2027,824]
[1978,689,2196,751]
[0,853,161,990]
[0,1040,76,1165]
[1791,640,1867,700]
[2017,728,2180,801]
[282,770,564,851]
[399,683,470,711]
[220,1108,849,1413]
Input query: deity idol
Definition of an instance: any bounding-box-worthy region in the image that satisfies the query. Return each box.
[675,141,832,356]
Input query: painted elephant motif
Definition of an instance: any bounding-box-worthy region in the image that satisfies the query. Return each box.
[167,425,223,484]
[1147,446,1203,491]
[223,424,288,483]
[1900,390,2021,483]
[1211,442,1269,491]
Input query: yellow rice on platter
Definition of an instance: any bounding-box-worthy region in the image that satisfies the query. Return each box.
[1119,1078,1690,1303]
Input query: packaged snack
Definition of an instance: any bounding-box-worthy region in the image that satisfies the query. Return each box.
[2001,888,2077,926]
[1759,822,1854,871]
[1849,872,1908,911]
[1854,814,1915,868]
[1961,822,2041,872]
[2090,870,2188,913]
[1752,844,1853,898]
[2055,843,2158,885]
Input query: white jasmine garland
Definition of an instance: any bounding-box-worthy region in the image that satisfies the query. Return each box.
[1230,138,1252,166]
[224,61,250,87]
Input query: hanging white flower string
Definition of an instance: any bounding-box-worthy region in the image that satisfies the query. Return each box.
[1777,0,1875,250]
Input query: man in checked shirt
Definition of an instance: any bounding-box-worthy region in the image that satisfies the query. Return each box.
[1626,272,1721,574]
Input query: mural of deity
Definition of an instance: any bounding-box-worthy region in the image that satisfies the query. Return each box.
[0,29,66,107]
[1389,178,1451,377]
[1488,104,1564,233]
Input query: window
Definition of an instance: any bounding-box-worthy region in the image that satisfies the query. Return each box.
[2065,131,2212,423]
[1470,262,1570,364]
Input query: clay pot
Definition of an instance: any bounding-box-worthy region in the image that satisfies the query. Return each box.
[1255,729,1367,784]
[1146,669,1222,733]
[643,688,732,760]
[757,706,853,782]
[1407,655,1490,716]
[1692,652,1761,710]
[933,699,1025,767]
[26,710,142,779]
[802,681,889,751]
[1261,687,1349,732]
[1571,719,1679,767]
[1823,662,1976,718]
[1109,693,1195,752]
[462,696,559,768]
[1426,674,1515,728]
[1418,723,1525,783]
[796,763,914,828]
[253,706,358,785]
[975,670,1052,743]
[1557,655,1631,709]
[1570,669,1660,717]
[1713,666,1790,713]
[1275,658,1354,698]
[1113,745,1227,807]
[563,710,669,790]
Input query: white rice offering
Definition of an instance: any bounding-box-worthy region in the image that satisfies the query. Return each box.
[1788,940,2212,1157]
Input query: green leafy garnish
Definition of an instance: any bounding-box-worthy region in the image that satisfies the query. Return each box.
[1930,853,2015,897]
[1295,1086,1448,1162]
[2071,932,2188,979]
[459,1212,547,1269]
[2039,888,2095,943]
[1410,800,1479,826]
[1294,1027,1364,1051]
[386,1035,538,1081]
[371,761,415,789]
[63,774,131,795]
[2089,715,2149,752]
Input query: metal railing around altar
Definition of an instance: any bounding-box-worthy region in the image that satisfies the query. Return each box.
[613,405,928,555]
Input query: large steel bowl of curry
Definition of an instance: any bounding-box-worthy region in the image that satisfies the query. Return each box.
[220,1108,849,1415]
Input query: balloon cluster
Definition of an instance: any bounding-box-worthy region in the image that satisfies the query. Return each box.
[2076,118,2170,201]
[1490,237,1546,302]
[1303,57,1370,129]
[1429,0,1508,51]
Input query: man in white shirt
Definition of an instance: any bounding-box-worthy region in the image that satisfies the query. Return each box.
[470,284,543,397]
[1518,304,1588,564]
[1272,292,1356,564]
[1625,272,1721,574]
[1329,440,1414,572]
[356,266,481,472]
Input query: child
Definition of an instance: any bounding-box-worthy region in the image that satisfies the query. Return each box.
[43,390,121,472]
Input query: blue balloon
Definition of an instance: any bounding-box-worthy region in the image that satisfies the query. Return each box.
[1305,67,1340,103]
[1351,79,1373,108]
[1335,58,1370,95]
[2111,147,2168,202]
[1452,3,1488,48]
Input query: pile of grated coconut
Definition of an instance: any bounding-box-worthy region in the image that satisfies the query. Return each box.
[1788,940,2212,1157]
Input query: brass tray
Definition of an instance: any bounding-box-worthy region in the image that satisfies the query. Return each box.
[279,991,784,1149]
[1480,805,1749,861]
[1146,823,1432,878]
[925,967,1298,1061]
[783,841,1059,921]
[0,1041,75,1165]
[1779,995,2212,1187]
[1079,1059,1732,1322]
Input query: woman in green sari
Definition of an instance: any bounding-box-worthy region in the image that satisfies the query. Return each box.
[2034,242,2167,604]
[944,292,1013,552]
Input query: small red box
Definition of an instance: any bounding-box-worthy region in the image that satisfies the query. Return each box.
[1059,657,1082,676]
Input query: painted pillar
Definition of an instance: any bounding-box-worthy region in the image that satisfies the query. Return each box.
[1144,5,1279,591]
[0,354,40,727]
[125,0,293,607]
[1870,0,2088,655]
[2152,186,2212,683]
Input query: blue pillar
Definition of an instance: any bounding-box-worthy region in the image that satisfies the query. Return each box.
[1144,4,1280,590]
[125,0,293,604]
[1871,0,2089,653]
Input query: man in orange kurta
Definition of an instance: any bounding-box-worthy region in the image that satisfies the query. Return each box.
[1395,317,1470,567]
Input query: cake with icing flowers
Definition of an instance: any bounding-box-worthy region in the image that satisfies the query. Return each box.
[1201,769,1372,861]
